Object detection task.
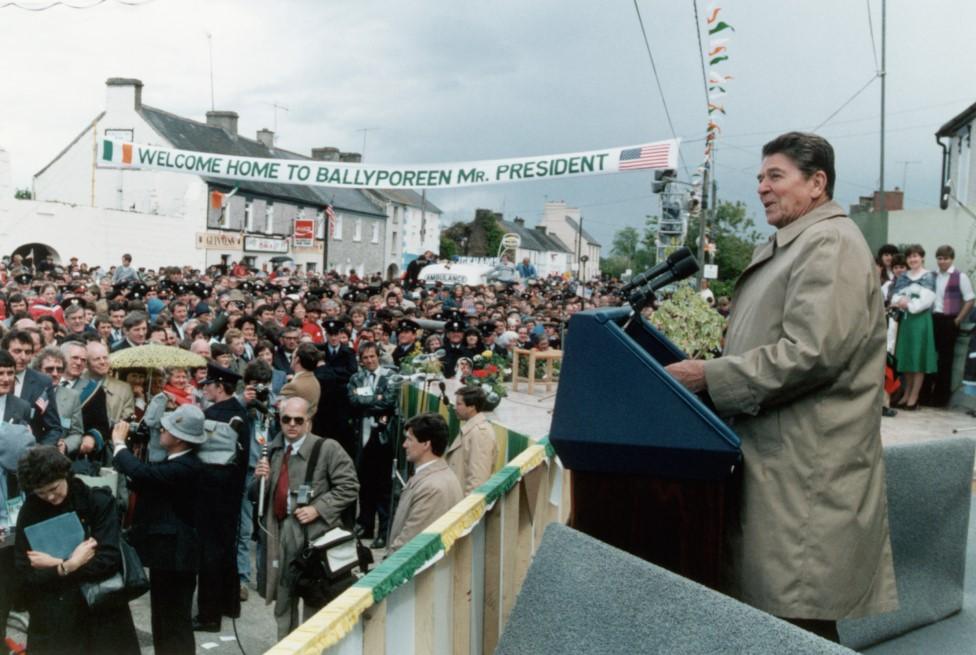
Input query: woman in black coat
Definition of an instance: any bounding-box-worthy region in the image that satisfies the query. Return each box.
[13,446,140,655]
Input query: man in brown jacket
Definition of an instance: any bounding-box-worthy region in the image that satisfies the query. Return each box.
[279,343,322,416]
[447,386,498,495]
[388,413,462,553]
[666,132,897,641]
[253,397,359,638]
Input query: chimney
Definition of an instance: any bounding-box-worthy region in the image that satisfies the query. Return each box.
[256,128,274,148]
[513,217,526,226]
[339,152,362,163]
[105,77,143,113]
[311,147,340,161]
[534,225,548,233]
[205,110,239,135]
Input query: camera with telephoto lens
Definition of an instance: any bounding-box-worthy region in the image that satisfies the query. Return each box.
[252,383,270,403]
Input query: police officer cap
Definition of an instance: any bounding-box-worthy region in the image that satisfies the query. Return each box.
[445,319,464,333]
[202,362,241,387]
[14,273,32,285]
[399,318,420,333]
[323,319,345,335]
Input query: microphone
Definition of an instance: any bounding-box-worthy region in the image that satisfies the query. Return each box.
[620,247,694,295]
[628,253,700,311]
[413,349,446,363]
[438,381,449,408]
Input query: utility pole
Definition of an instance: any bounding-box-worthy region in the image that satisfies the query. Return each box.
[576,215,584,280]
[897,160,920,197]
[356,128,379,161]
[878,0,887,214]
[206,32,215,111]
[697,161,710,287]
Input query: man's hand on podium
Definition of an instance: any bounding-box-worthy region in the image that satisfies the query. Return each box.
[665,360,707,394]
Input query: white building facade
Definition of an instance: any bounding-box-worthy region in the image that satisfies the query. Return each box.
[540,200,602,279]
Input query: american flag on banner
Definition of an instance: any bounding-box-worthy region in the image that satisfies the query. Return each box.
[325,204,336,238]
[618,143,673,170]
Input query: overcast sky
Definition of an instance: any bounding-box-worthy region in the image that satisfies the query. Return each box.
[2,0,974,249]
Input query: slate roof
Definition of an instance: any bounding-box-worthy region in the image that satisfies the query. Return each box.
[370,188,443,214]
[497,219,573,254]
[936,100,976,138]
[564,216,601,247]
[138,105,386,217]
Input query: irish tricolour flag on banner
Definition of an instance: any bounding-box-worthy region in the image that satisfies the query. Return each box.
[101,140,134,165]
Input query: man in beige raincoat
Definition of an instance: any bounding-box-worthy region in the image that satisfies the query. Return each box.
[667,132,897,641]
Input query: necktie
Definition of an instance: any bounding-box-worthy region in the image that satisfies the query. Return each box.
[273,447,292,521]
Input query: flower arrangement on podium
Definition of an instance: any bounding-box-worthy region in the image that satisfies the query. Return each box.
[398,344,443,376]
[464,350,508,409]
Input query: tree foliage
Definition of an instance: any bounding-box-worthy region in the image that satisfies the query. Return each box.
[14,188,31,200]
[685,201,762,298]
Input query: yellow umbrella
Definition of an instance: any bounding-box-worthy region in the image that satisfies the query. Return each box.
[109,343,207,370]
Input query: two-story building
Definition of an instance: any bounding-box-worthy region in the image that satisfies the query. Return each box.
[540,200,602,279]
[31,77,388,274]
[364,189,443,280]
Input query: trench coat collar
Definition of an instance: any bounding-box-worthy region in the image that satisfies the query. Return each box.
[269,431,316,460]
[408,457,449,488]
[774,200,846,249]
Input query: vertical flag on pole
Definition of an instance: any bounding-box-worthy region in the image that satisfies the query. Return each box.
[325,205,337,238]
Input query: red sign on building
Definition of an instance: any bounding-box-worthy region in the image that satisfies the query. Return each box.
[293,218,315,247]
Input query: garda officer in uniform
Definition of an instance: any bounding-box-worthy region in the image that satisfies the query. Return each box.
[312,320,358,459]
[194,363,250,632]
[442,319,472,378]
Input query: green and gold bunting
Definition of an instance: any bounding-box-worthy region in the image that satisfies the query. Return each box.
[691,2,734,211]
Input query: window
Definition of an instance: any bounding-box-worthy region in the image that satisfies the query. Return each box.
[265,202,274,233]
[333,214,343,240]
[393,206,400,225]
[354,218,362,242]
[391,231,398,255]
[298,206,306,219]
[316,210,324,238]
[218,203,229,228]
[245,200,254,232]
[371,222,379,243]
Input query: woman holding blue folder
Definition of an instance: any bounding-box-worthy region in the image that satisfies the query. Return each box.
[13,446,139,655]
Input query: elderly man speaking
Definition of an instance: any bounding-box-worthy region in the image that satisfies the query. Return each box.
[666,132,897,640]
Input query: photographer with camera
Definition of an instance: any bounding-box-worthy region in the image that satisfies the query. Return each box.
[236,359,276,602]
[253,397,359,639]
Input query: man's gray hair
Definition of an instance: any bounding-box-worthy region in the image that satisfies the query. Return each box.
[32,345,65,370]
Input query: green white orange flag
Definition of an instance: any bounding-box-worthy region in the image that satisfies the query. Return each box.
[101,139,134,165]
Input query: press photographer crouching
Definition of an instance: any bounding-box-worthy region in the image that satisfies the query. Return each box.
[112,404,207,655]
[14,446,140,655]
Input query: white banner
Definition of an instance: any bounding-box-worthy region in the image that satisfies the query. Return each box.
[97,138,679,190]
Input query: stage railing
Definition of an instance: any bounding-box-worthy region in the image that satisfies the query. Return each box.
[266,436,569,655]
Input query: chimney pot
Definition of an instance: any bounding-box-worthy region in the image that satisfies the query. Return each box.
[256,128,274,148]
[514,217,526,226]
[105,77,144,111]
[311,147,341,161]
[206,110,239,136]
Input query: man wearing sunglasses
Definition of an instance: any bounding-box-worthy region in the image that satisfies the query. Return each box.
[31,346,86,462]
[253,396,359,639]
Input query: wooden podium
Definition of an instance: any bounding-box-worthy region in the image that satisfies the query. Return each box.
[550,307,741,590]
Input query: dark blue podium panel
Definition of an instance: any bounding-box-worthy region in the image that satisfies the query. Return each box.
[550,307,741,480]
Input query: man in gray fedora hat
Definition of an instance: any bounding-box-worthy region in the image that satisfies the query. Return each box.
[112,404,208,655]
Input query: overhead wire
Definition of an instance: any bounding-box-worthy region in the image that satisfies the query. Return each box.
[810,74,879,132]
[866,0,880,73]
[632,0,690,179]
[0,0,153,9]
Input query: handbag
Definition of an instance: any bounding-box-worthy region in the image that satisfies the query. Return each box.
[288,440,373,605]
[80,536,150,610]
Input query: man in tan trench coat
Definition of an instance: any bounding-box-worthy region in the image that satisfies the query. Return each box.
[667,132,897,640]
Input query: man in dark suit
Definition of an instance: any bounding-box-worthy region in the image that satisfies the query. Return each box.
[112,398,206,655]
[272,325,301,374]
[195,363,250,632]
[109,311,149,353]
[347,342,397,548]
[2,330,61,446]
[0,349,34,655]
[313,320,358,459]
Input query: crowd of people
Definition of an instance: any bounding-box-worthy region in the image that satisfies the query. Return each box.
[0,249,625,653]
